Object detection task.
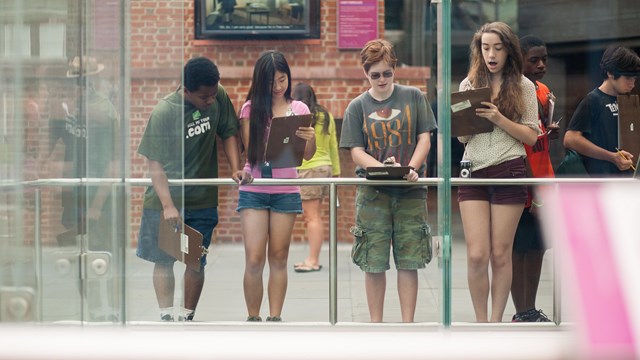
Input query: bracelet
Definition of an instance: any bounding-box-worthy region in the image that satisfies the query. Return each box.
[408,166,415,171]
[531,200,544,208]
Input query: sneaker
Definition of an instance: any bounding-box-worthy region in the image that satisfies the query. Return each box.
[177,313,194,322]
[527,309,552,322]
[246,315,262,322]
[266,316,282,322]
[161,314,174,322]
[511,311,530,322]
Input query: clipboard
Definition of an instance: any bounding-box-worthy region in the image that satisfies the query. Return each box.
[265,114,313,168]
[365,166,412,180]
[158,217,205,272]
[450,87,494,137]
[617,94,640,160]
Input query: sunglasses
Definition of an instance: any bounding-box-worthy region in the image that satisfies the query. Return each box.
[368,70,394,80]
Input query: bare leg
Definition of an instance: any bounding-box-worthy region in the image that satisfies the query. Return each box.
[183,267,205,312]
[489,203,524,322]
[397,269,418,322]
[267,211,297,317]
[459,200,491,322]
[511,251,527,314]
[241,209,269,317]
[365,272,386,322]
[153,263,175,308]
[299,198,323,268]
[523,250,545,310]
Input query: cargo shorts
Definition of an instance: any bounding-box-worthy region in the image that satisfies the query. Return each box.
[350,185,433,273]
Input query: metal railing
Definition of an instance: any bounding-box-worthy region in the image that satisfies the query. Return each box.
[2,176,638,324]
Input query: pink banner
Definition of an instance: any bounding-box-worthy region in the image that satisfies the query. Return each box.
[337,0,378,49]
[542,183,639,359]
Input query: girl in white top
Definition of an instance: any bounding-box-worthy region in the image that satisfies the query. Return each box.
[457,22,538,323]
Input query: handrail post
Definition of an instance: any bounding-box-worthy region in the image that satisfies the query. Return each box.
[329,183,337,325]
[34,188,42,321]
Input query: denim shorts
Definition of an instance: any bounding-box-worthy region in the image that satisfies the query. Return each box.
[136,207,218,266]
[350,186,432,273]
[236,191,303,213]
[457,157,528,204]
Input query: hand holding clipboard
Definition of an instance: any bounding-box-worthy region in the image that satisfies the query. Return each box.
[264,114,314,168]
[450,87,493,137]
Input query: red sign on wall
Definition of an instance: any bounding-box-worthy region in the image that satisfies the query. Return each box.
[337,0,379,50]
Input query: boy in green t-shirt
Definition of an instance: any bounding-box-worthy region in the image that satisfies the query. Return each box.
[137,57,251,321]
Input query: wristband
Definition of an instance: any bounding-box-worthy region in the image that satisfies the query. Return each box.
[531,200,544,208]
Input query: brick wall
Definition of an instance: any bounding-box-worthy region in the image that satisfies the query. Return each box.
[129,0,431,244]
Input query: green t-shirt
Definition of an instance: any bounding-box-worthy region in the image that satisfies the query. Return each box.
[138,84,239,210]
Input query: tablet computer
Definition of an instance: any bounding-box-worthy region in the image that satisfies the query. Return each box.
[365,166,412,180]
[265,114,313,169]
[450,87,494,137]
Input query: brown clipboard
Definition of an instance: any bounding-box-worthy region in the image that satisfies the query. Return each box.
[265,114,313,168]
[617,94,640,161]
[450,87,494,137]
[158,217,205,272]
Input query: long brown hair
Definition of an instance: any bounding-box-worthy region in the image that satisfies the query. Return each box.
[468,22,525,122]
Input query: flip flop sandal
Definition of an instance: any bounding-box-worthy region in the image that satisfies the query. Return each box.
[294,264,322,273]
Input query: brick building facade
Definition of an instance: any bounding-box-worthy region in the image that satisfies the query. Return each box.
[129,0,432,243]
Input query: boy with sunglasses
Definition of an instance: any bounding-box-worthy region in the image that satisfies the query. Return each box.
[339,39,437,322]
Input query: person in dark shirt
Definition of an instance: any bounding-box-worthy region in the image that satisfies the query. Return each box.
[137,57,251,321]
[564,46,640,176]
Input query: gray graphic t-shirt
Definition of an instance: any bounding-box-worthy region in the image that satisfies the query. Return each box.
[340,84,437,195]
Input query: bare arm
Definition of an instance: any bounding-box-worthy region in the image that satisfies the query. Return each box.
[476,101,538,145]
[408,132,431,172]
[240,118,250,155]
[296,126,316,160]
[564,129,633,170]
[222,134,252,184]
[148,159,180,221]
[349,147,384,169]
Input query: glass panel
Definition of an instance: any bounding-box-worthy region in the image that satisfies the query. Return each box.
[26,0,127,324]
[0,1,50,323]
[126,2,185,323]
[0,0,128,324]
[2,0,637,338]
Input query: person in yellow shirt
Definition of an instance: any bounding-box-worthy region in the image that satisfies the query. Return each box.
[292,82,341,272]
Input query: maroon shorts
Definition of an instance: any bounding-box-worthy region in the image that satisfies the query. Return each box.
[457,157,528,205]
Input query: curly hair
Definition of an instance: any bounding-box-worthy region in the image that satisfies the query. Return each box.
[468,22,525,122]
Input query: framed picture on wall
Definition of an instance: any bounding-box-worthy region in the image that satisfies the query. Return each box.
[195,0,321,40]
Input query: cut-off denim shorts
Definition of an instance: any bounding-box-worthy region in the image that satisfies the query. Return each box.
[136,207,218,266]
[236,191,303,214]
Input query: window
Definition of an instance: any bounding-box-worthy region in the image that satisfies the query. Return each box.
[195,0,321,40]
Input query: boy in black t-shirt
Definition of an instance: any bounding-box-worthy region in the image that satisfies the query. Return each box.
[564,46,640,176]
